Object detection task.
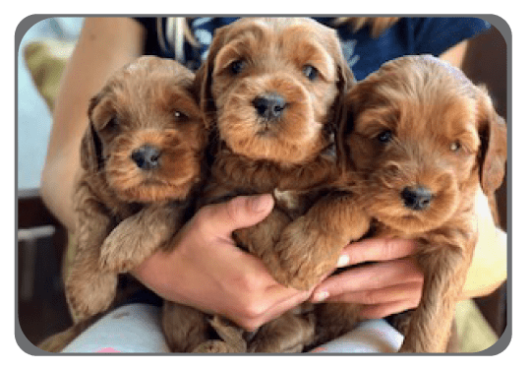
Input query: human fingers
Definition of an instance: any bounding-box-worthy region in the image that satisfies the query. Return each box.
[311,258,423,302]
[230,287,313,331]
[324,281,423,306]
[335,238,418,268]
[195,194,275,239]
[174,236,312,328]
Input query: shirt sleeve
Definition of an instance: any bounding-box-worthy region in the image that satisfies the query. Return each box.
[408,17,491,56]
[132,17,175,59]
[327,17,492,81]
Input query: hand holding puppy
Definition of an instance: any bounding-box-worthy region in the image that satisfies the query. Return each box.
[133,194,313,332]
[312,238,423,319]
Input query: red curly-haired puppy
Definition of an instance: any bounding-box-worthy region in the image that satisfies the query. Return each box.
[277,55,507,352]
[161,17,354,353]
[65,56,206,322]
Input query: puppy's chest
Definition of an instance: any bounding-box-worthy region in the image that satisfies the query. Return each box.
[273,188,323,218]
[369,214,477,256]
[273,189,300,216]
[110,202,144,223]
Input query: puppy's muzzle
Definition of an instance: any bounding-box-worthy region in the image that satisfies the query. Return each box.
[252,92,287,121]
[401,186,433,210]
[131,144,161,170]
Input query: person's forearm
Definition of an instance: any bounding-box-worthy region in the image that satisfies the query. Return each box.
[40,17,145,231]
[461,189,507,299]
[40,151,81,231]
[439,40,468,69]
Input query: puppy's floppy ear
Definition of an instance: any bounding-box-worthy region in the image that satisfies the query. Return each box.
[336,55,356,94]
[477,86,507,195]
[336,86,360,170]
[80,94,104,172]
[196,25,230,125]
[336,79,380,171]
[327,28,356,94]
[337,80,374,143]
[329,34,355,141]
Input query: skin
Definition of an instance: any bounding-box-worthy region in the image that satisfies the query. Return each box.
[40,18,506,331]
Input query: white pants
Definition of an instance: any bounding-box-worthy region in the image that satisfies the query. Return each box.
[62,303,404,353]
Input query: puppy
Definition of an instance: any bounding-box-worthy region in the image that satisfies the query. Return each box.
[162,17,354,353]
[277,55,507,352]
[65,56,206,322]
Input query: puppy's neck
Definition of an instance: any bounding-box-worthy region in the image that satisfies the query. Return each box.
[211,143,339,193]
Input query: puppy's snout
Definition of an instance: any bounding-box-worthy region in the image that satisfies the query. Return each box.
[401,186,433,211]
[131,145,161,170]
[252,93,287,120]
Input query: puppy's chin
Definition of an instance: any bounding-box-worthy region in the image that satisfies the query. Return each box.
[107,164,200,203]
[217,78,324,164]
[220,124,324,164]
[362,171,460,234]
[117,177,198,203]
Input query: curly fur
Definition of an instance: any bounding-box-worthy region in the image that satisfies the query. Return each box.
[64,56,207,324]
[161,17,355,353]
[278,55,507,352]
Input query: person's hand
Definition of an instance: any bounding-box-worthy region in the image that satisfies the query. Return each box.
[132,194,313,331]
[310,238,424,319]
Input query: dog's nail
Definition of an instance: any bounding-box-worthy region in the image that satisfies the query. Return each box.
[337,254,350,268]
[313,291,329,303]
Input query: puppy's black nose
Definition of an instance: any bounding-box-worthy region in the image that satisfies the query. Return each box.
[401,186,433,210]
[131,145,161,170]
[253,93,287,120]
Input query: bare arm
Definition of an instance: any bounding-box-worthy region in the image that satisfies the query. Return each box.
[461,188,507,298]
[40,17,145,231]
[439,40,468,68]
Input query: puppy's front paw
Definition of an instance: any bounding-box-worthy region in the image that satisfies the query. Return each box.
[193,340,245,353]
[99,231,134,273]
[66,271,117,320]
[99,228,153,273]
[273,221,340,291]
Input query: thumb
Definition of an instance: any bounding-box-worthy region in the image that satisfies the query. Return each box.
[200,194,275,237]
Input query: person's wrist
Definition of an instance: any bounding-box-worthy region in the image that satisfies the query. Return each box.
[131,248,183,303]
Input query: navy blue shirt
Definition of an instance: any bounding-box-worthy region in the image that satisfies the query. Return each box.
[135,17,490,80]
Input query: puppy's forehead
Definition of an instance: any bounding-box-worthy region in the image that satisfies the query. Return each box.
[92,65,199,128]
[350,56,481,143]
[214,17,339,81]
[221,17,338,51]
[376,56,477,99]
[228,17,332,33]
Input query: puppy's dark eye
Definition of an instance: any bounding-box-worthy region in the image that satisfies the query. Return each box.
[377,130,393,143]
[104,117,119,133]
[450,141,461,152]
[302,65,318,81]
[230,60,246,75]
[173,110,189,122]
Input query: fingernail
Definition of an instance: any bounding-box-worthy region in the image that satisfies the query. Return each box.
[313,291,329,303]
[249,194,273,212]
[337,254,350,268]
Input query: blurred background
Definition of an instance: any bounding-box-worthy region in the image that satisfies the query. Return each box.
[16,17,509,352]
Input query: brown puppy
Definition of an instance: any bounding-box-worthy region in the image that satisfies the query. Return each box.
[65,56,206,322]
[277,55,507,352]
[162,17,354,353]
